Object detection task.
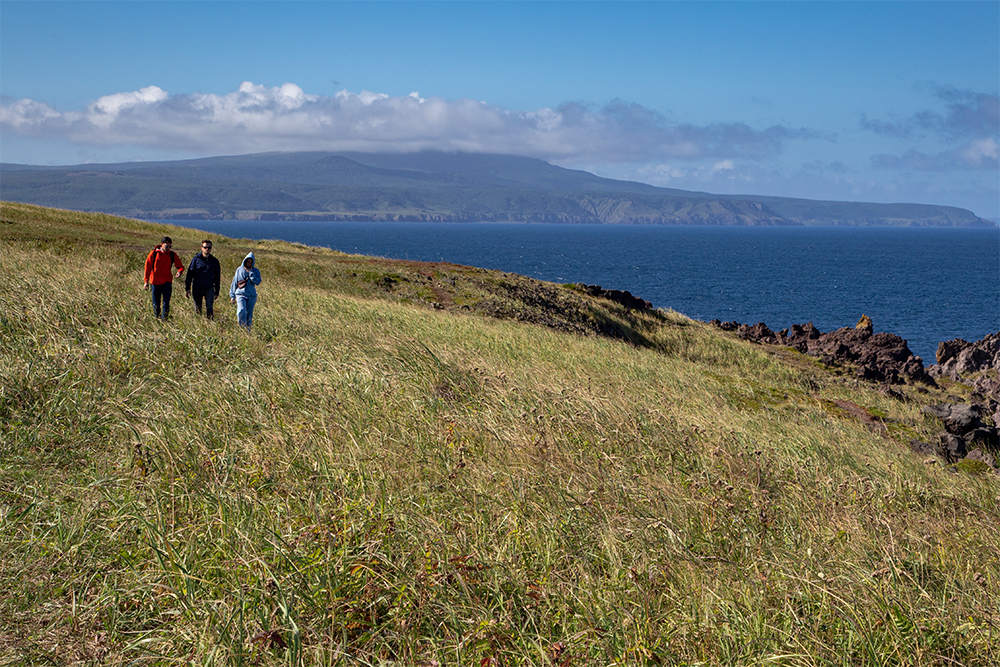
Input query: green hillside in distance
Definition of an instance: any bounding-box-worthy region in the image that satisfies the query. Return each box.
[1,151,993,226]
[1,201,997,664]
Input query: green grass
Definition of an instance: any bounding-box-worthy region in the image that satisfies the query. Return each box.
[1,202,998,666]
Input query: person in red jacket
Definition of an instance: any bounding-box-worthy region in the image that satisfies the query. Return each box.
[143,236,185,319]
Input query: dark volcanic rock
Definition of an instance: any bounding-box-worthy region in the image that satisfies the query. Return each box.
[922,404,984,435]
[782,322,822,353]
[908,439,936,456]
[965,448,998,469]
[936,338,967,365]
[925,331,1000,467]
[711,319,740,332]
[938,432,968,463]
[707,319,1000,468]
[737,322,782,344]
[712,317,933,385]
[971,375,1000,409]
[923,402,1000,467]
[930,332,1000,382]
[964,427,1000,452]
[576,284,653,311]
[818,329,929,384]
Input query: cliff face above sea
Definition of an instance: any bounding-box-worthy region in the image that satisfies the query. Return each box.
[2,151,993,226]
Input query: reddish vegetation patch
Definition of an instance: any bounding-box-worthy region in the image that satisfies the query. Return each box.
[346,256,469,273]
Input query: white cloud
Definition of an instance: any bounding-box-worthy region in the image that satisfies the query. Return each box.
[960,137,999,167]
[871,136,999,172]
[711,159,734,173]
[862,86,999,174]
[0,81,822,164]
[90,85,169,120]
[0,98,61,127]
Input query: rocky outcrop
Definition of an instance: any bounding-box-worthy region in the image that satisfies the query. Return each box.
[932,333,1000,375]
[929,334,1000,400]
[918,402,1000,468]
[928,332,1000,426]
[575,284,653,311]
[914,331,1000,469]
[710,318,933,385]
[713,318,1000,470]
[922,403,986,435]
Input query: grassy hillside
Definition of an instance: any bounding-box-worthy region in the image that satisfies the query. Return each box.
[1,202,997,666]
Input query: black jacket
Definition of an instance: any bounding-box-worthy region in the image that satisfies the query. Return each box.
[185,253,221,294]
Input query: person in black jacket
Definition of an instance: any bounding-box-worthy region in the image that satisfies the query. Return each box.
[185,239,222,319]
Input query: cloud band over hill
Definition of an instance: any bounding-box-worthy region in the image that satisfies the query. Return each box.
[2,80,825,163]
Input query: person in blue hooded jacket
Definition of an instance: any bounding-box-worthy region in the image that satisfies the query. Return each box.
[229,252,262,331]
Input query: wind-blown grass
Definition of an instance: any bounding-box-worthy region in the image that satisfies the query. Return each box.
[1,202,997,666]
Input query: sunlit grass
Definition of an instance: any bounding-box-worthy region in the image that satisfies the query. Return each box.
[1,202,998,666]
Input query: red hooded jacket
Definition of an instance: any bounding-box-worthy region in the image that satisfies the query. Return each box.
[144,245,185,285]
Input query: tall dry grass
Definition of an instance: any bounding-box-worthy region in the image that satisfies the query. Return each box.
[1,202,997,666]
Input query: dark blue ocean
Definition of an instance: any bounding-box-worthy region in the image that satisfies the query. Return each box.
[166,221,999,363]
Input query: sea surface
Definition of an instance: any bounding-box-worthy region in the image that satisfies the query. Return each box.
[164,220,1000,363]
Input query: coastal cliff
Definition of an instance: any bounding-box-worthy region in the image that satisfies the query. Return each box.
[2,151,993,226]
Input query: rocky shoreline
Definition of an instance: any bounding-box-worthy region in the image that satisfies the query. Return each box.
[709,316,1000,472]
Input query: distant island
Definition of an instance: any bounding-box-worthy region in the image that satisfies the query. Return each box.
[1,151,993,226]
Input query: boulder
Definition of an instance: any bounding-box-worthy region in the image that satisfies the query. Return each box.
[577,284,652,311]
[908,439,936,456]
[964,448,998,469]
[855,363,886,382]
[929,332,1000,381]
[963,427,1000,453]
[782,322,820,353]
[938,432,968,463]
[710,319,740,332]
[936,338,969,365]
[922,404,984,435]
[737,322,781,345]
[812,326,933,385]
[971,375,1000,410]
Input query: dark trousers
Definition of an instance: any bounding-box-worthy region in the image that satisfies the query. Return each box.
[151,282,173,319]
[192,287,216,318]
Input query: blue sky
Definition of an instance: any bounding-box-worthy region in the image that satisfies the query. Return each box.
[2,1,997,218]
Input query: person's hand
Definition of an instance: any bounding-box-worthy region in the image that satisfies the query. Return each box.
[143,282,149,291]
[185,290,191,299]
[231,298,236,304]
[176,270,183,278]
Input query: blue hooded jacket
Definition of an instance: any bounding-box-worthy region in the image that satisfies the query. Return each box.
[229,252,262,300]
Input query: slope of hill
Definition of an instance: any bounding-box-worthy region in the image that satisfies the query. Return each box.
[1,202,998,664]
[1,151,992,226]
